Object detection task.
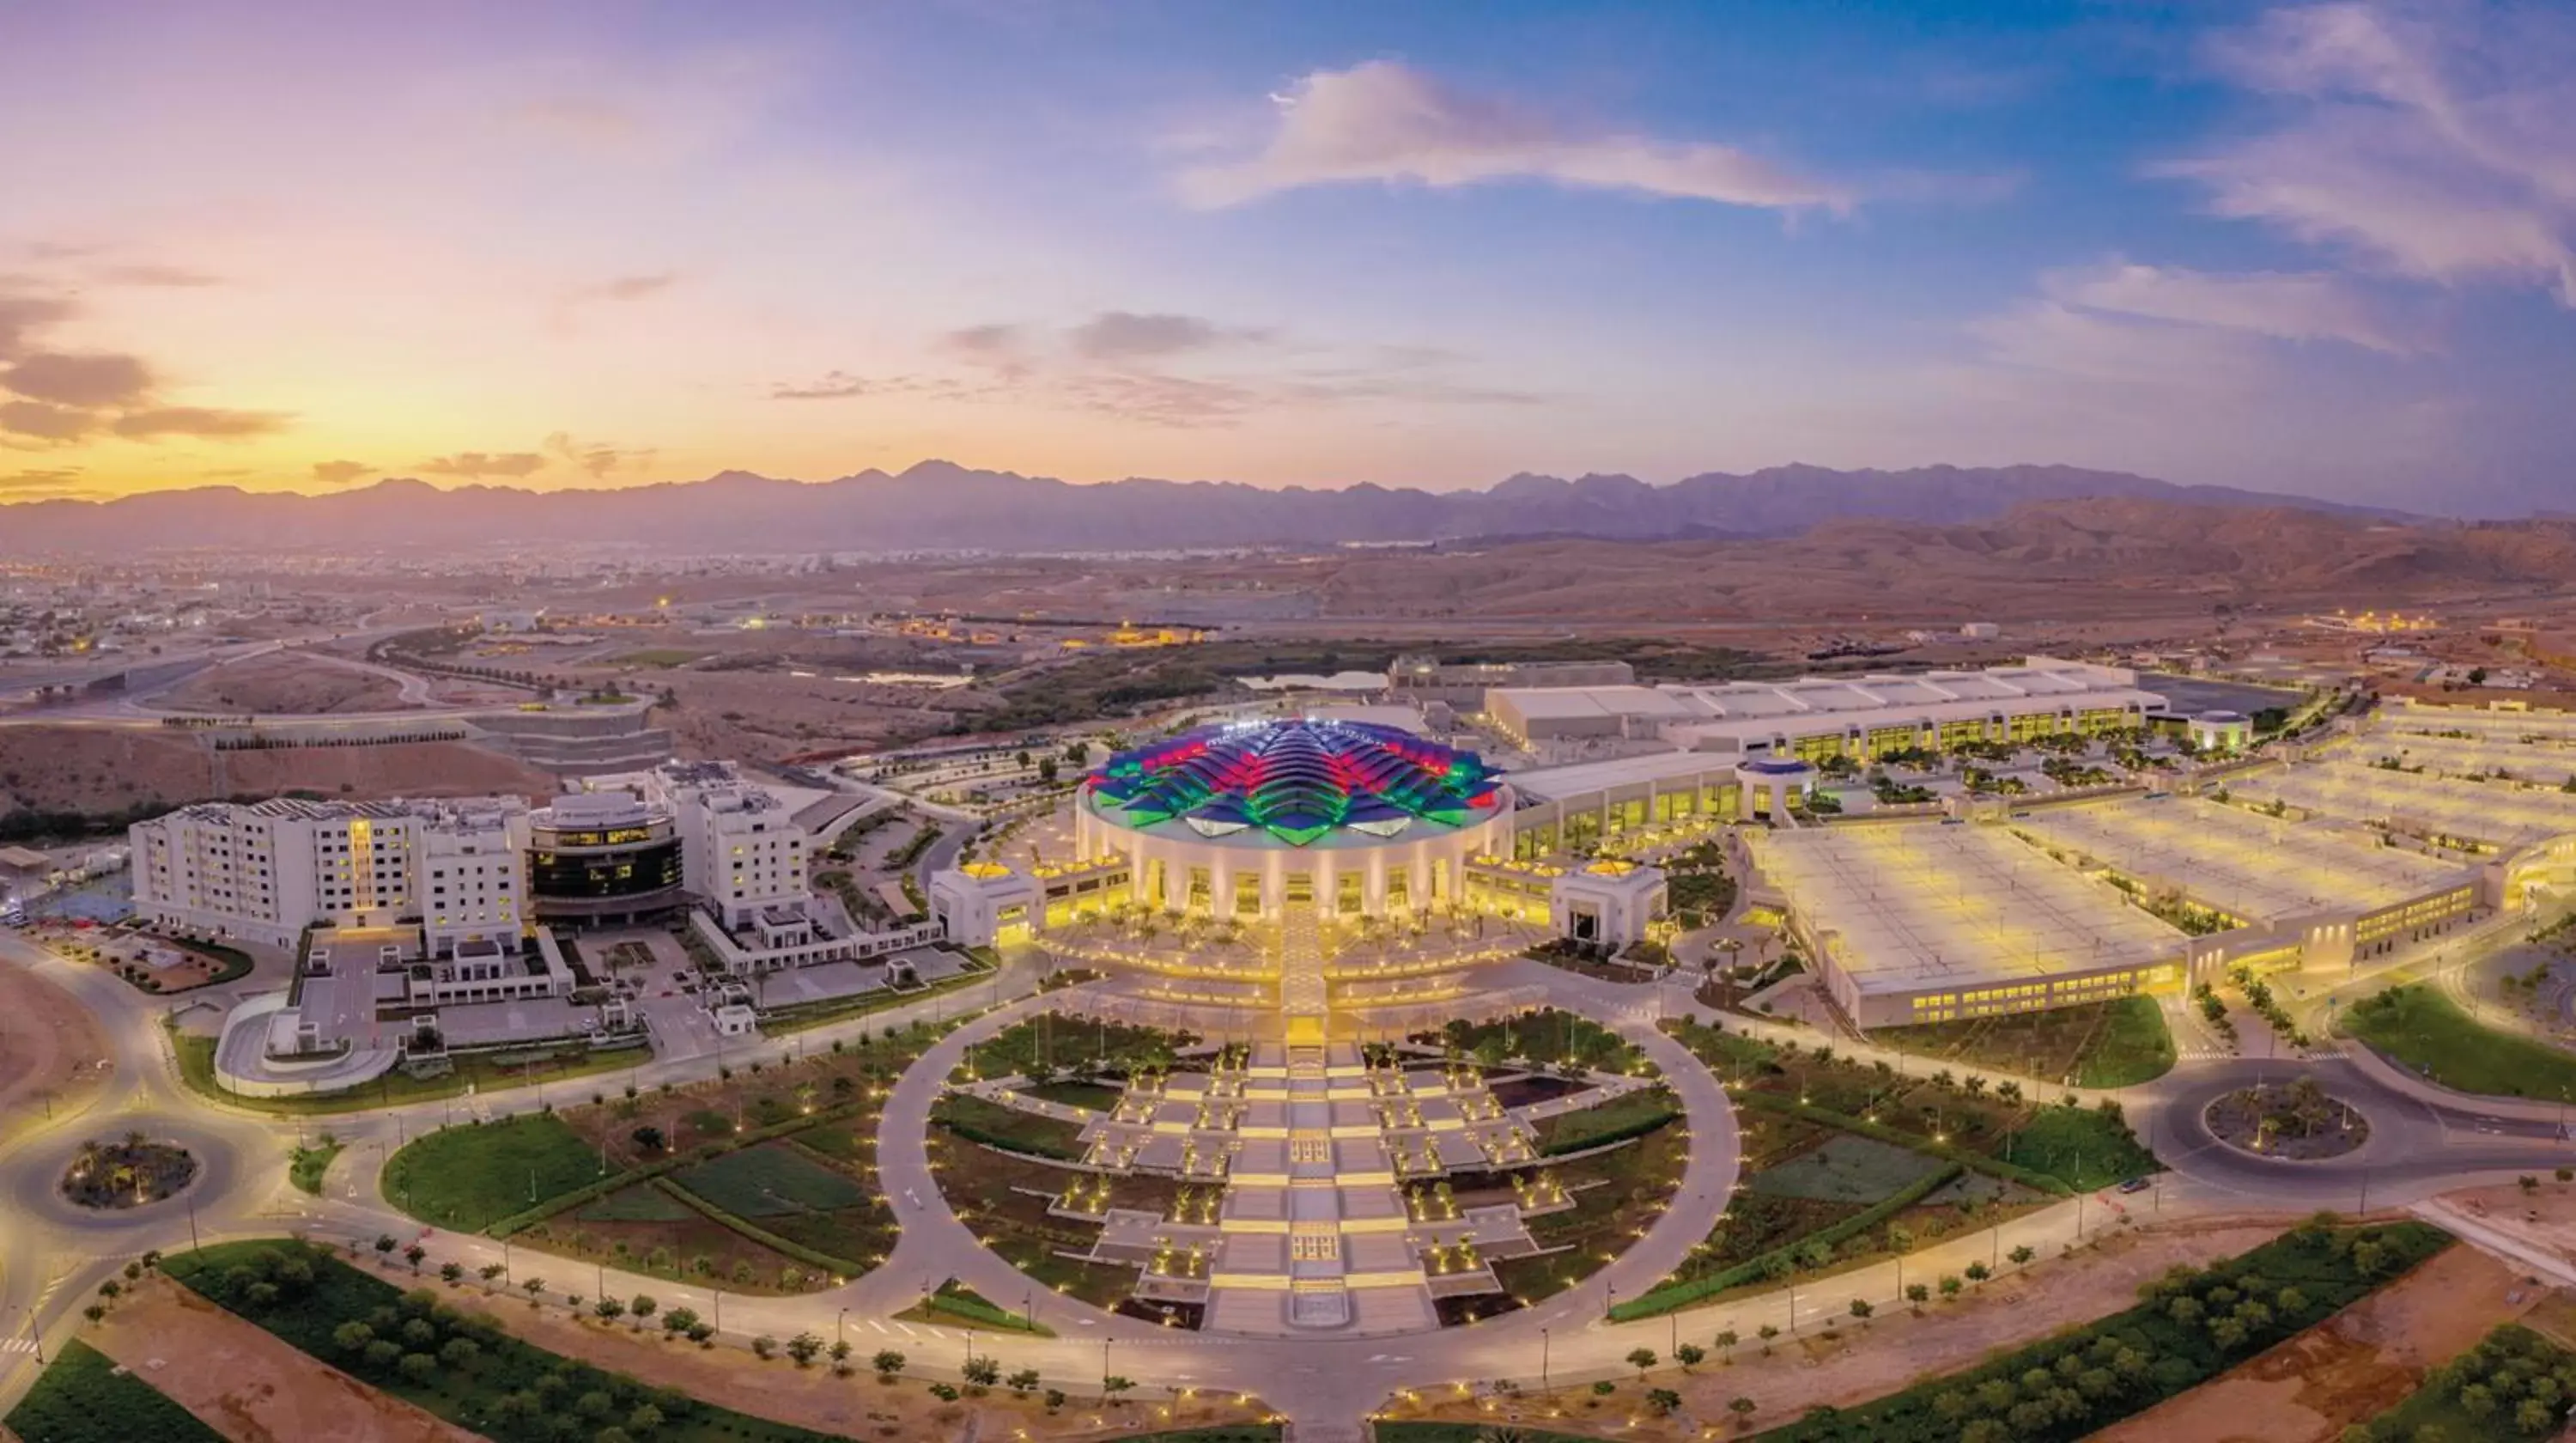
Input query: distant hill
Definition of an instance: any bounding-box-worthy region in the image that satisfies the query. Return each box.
[0,460,2420,555]
[1309,498,2576,621]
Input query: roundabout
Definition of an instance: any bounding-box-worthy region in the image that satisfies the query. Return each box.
[57,1135,200,1210]
[2204,1078,2372,1161]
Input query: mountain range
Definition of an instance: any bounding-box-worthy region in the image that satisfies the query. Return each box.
[0,460,2419,555]
[1305,496,2576,621]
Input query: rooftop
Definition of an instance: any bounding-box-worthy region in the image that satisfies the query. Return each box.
[1086,717,1503,848]
[1753,822,2185,998]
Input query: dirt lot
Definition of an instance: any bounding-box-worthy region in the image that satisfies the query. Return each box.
[217,740,557,801]
[0,725,557,816]
[1379,1216,2300,1439]
[0,954,112,1145]
[2090,1242,2540,1443]
[92,1280,477,1443]
[160,651,416,715]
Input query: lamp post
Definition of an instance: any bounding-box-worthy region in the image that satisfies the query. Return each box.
[1540,1325,1550,1397]
[837,1306,848,1349]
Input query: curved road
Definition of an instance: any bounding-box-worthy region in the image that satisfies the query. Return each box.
[14,927,2576,1434]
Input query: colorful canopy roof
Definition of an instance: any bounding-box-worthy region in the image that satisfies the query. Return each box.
[1086,719,1502,847]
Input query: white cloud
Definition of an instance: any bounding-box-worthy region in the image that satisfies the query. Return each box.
[1178,61,1850,212]
[2166,2,2576,301]
[2041,259,2421,354]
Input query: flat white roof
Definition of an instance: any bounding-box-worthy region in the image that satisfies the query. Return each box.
[1489,686,1694,722]
[2010,796,2476,923]
[1754,822,2185,997]
[1504,750,1737,803]
[1492,658,2166,748]
[2231,756,2576,851]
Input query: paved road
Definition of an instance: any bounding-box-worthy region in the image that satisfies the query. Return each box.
[14,909,2576,1434]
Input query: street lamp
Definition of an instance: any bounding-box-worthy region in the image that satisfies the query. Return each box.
[1540,1325,1550,1396]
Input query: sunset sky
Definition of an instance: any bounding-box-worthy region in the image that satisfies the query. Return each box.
[2,0,2571,514]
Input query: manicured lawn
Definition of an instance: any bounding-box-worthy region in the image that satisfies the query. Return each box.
[1430,1009,1647,1073]
[2002,1105,2160,1191]
[1530,1087,1682,1154]
[2346,983,2576,1099]
[173,1026,635,1116]
[961,1016,1197,1081]
[932,1093,1087,1160]
[1752,1220,2452,1442]
[1492,1119,1687,1304]
[163,1239,840,1443]
[1018,1079,1123,1111]
[288,1137,343,1194]
[574,1184,696,1222]
[382,1113,605,1231]
[3,1339,223,1443]
[1743,1133,1947,1203]
[891,1278,1057,1336]
[671,1142,866,1217]
[1874,995,2178,1089]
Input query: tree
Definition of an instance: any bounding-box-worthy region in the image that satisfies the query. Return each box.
[1103,1376,1136,1404]
[1728,1397,1758,1427]
[626,1403,665,1435]
[1849,1299,1874,1323]
[439,1337,479,1367]
[787,1331,823,1367]
[751,1335,776,1360]
[397,1351,439,1384]
[1938,1275,1964,1300]
[1965,1262,1992,1286]
[2008,1245,2037,1268]
[662,1306,698,1336]
[478,1263,507,1289]
[1625,1348,1658,1379]
[1674,1343,1706,1371]
[631,1125,665,1153]
[1756,1324,1780,1355]
[1905,1282,1931,1309]
[629,1295,657,1330]
[1646,1387,1683,1416]
[963,1355,1000,1388]
[1713,1329,1739,1360]
[402,1244,427,1273]
[332,1320,374,1354]
[439,1262,465,1285]
[374,1234,397,1257]
[872,1349,907,1380]
[1007,1367,1040,1394]
[595,1297,626,1325]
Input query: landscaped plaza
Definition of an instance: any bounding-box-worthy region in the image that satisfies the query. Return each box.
[28,697,2576,1440]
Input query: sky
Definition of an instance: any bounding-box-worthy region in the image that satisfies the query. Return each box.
[2,0,2572,515]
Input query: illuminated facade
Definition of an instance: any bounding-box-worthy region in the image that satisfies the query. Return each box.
[1072,719,1515,921]
[131,796,531,954]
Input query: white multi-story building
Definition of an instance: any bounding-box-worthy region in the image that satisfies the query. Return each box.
[131,796,532,953]
[581,761,812,929]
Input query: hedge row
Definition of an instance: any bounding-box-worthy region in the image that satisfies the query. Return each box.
[1610,1162,1965,1320]
[1757,1221,2452,1441]
[1737,1091,2076,1196]
[921,1280,1050,1334]
[1537,1102,1682,1157]
[931,1094,1085,1161]
[483,1099,866,1238]
[650,1178,868,1281]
